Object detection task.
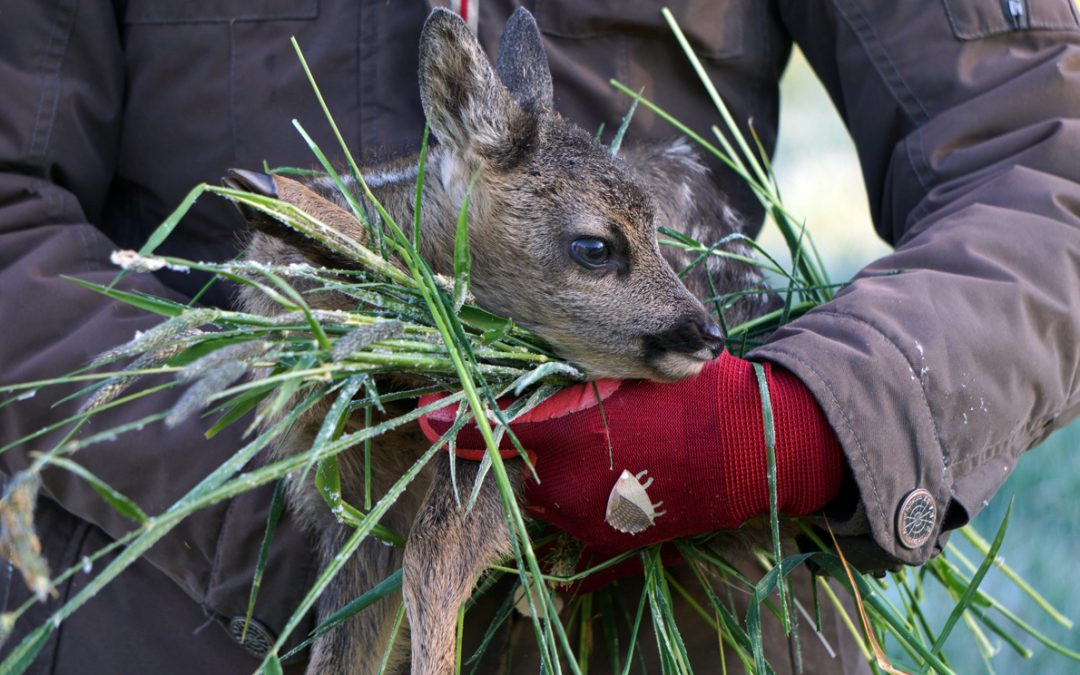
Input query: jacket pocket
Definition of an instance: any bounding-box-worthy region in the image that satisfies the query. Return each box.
[124,0,319,25]
[942,0,1079,39]
[533,0,746,60]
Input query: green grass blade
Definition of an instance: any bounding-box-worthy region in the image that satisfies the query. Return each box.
[205,383,275,439]
[643,549,692,674]
[456,603,466,675]
[0,623,55,675]
[242,478,288,644]
[609,89,642,158]
[929,555,1080,663]
[281,569,404,660]
[597,589,623,675]
[453,174,479,311]
[619,572,652,675]
[258,272,333,351]
[262,654,284,675]
[377,603,407,675]
[752,363,790,636]
[465,580,518,672]
[414,124,431,246]
[745,554,814,674]
[810,553,955,673]
[0,394,325,675]
[578,593,594,675]
[62,275,188,317]
[660,8,769,189]
[958,525,1073,629]
[932,500,1012,654]
[138,184,208,257]
[37,456,148,524]
[303,376,365,481]
[255,434,446,670]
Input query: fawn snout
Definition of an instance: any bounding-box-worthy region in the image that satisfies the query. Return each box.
[641,307,726,382]
[644,312,725,361]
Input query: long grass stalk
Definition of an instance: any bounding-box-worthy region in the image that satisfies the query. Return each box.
[957,526,1072,629]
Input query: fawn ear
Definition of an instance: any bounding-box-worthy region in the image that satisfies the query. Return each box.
[224,170,370,269]
[419,9,533,165]
[495,7,553,113]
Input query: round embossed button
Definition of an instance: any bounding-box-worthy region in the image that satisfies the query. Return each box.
[228,615,276,657]
[896,488,936,549]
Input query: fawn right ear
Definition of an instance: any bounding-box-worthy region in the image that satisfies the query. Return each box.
[224,170,370,270]
[419,9,533,166]
[495,8,553,113]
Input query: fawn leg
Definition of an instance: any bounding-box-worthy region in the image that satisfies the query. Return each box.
[297,426,429,675]
[306,525,409,675]
[403,452,521,675]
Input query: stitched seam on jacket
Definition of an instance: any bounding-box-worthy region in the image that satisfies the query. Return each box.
[808,310,951,503]
[831,0,930,125]
[903,130,934,231]
[30,0,77,171]
[949,412,1054,476]
[227,23,239,167]
[759,308,954,545]
[45,519,93,675]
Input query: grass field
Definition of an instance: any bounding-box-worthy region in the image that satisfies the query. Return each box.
[770,49,1080,673]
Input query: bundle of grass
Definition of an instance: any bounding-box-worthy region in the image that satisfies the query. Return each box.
[1,8,1078,675]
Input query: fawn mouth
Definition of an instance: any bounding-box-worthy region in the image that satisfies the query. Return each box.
[647,349,713,382]
[641,316,725,381]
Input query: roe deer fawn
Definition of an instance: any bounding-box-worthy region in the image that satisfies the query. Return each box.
[228,8,767,673]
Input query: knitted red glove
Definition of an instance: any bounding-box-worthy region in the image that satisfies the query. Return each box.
[419,352,845,556]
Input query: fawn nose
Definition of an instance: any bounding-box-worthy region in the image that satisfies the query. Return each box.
[700,319,725,358]
[643,312,725,363]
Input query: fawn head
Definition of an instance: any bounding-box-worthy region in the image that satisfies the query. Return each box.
[416,8,722,381]
[230,8,725,382]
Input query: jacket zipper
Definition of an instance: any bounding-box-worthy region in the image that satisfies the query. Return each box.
[1003,0,1031,30]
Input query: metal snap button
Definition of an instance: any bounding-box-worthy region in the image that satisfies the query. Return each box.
[896,488,936,549]
[227,615,276,657]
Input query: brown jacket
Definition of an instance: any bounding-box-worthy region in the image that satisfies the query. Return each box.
[2,0,1079,672]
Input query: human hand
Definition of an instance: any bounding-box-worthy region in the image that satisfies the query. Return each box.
[419,352,845,558]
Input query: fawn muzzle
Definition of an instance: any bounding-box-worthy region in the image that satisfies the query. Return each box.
[641,309,726,381]
[702,321,726,356]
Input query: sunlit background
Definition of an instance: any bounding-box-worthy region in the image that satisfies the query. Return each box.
[768,49,1080,672]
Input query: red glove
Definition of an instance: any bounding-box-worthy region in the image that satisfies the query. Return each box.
[419,352,845,557]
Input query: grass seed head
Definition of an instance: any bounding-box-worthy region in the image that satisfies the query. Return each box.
[331,320,406,361]
[0,473,51,602]
[166,362,249,428]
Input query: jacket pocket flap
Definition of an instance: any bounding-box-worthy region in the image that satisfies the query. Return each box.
[942,0,1079,40]
[125,0,319,25]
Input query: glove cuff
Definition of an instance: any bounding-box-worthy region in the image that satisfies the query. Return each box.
[705,355,845,527]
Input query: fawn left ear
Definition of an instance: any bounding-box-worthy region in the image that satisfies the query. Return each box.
[419,8,536,169]
[495,7,553,114]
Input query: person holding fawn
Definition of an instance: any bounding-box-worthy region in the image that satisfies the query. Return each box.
[2,1,1079,674]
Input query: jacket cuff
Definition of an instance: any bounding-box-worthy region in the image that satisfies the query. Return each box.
[751,309,953,566]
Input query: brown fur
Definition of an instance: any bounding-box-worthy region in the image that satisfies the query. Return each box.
[231,8,769,674]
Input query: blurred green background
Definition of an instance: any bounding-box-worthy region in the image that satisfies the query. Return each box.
[767,50,1080,672]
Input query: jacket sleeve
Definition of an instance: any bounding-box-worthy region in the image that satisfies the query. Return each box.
[0,2,316,645]
[753,0,1080,566]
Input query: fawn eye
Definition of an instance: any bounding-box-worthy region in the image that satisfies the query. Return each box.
[569,237,611,269]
